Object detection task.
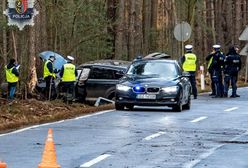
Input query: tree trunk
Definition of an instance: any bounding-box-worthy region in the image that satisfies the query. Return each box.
[127,0,135,60]
[11,31,18,61]
[40,0,48,51]
[35,0,44,77]
[210,0,216,44]
[27,0,39,94]
[203,0,208,59]
[107,0,117,59]
[2,0,7,64]
[150,0,158,51]
[134,0,143,56]
[0,0,7,83]
[215,0,224,44]
[142,0,151,54]
[172,0,178,24]
[115,0,125,59]
[243,0,247,26]
[235,0,241,45]
[27,26,38,94]
[225,1,234,44]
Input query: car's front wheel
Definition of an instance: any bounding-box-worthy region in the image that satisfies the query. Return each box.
[172,102,182,112]
[126,104,134,111]
[108,92,116,101]
[183,95,191,110]
[115,103,125,110]
[172,92,183,112]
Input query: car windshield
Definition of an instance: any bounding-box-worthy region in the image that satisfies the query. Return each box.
[127,61,178,78]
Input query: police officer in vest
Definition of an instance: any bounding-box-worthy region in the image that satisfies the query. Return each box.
[206,45,225,98]
[60,56,77,103]
[223,46,241,98]
[43,55,56,100]
[181,44,198,99]
[5,59,19,100]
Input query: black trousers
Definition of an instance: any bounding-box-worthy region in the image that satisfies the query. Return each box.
[209,71,216,95]
[188,72,197,98]
[44,76,56,100]
[224,74,238,96]
[212,71,224,97]
[61,82,75,103]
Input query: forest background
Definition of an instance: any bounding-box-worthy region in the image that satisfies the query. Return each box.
[0,0,247,94]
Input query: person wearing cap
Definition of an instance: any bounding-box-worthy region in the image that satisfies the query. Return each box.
[5,58,19,100]
[181,44,198,99]
[223,46,241,98]
[43,55,56,100]
[60,56,77,103]
[206,44,225,98]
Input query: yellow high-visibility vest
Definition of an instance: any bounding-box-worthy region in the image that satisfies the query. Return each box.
[5,66,19,83]
[61,63,76,82]
[43,60,56,78]
[207,56,213,70]
[182,53,197,71]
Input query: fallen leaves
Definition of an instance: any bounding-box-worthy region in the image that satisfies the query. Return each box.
[0,99,113,133]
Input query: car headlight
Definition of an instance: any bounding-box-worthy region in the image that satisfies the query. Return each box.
[116,84,131,92]
[161,86,179,93]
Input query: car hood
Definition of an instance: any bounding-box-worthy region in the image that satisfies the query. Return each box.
[39,51,67,70]
[120,75,179,87]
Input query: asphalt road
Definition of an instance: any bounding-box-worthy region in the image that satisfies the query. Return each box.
[0,88,248,168]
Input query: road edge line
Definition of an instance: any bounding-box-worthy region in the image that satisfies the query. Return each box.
[0,110,114,137]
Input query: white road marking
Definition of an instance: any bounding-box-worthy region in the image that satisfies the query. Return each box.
[80,154,111,167]
[224,107,239,112]
[0,110,114,137]
[190,116,208,123]
[143,131,166,141]
[183,130,248,168]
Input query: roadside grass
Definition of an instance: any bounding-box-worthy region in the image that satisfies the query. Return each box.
[0,99,113,133]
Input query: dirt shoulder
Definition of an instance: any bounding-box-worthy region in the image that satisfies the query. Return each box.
[0,99,114,133]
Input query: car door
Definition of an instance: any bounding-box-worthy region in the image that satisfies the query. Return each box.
[75,67,91,101]
[85,66,120,101]
[176,64,191,103]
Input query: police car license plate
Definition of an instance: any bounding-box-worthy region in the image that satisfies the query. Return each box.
[136,94,156,99]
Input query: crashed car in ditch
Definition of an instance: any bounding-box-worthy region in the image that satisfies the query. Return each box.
[76,62,129,102]
[36,53,130,103]
[115,57,192,112]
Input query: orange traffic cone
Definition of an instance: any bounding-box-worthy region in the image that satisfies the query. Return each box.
[0,161,7,168]
[38,128,61,168]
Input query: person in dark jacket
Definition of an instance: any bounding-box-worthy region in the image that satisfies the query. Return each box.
[223,46,242,98]
[206,49,216,96]
[5,59,19,100]
[43,55,56,100]
[206,45,225,98]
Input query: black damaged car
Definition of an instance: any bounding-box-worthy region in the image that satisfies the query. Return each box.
[115,58,192,112]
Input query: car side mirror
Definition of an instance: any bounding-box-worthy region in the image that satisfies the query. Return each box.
[182,72,191,77]
[116,70,125,76]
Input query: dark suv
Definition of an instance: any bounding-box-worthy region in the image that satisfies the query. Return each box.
[76,64,128,102]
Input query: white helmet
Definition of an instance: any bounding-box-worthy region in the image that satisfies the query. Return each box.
[213,44,221,49]
[185,44,193,50]
[67,56,75,61]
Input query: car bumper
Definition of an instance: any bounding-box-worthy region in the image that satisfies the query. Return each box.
[116,91,180,107]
